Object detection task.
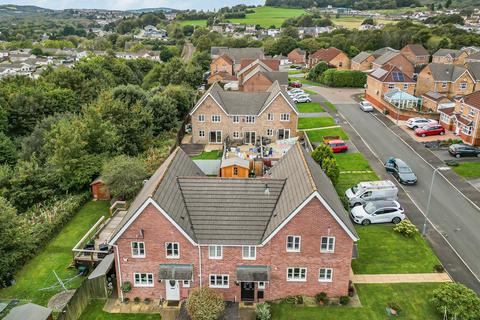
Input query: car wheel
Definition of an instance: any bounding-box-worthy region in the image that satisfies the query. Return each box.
[440,131,445,135]
[456,154,461,158]
[413,126,418,130]
[421,133,426,137]
[361,219,371,226]
[392,217,401,224]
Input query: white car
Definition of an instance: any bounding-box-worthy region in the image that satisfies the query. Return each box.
[293,95,312,103]
[288,89,304,96]
[405,117,438,130]
[359,101,374,112]
[350,200,405,226]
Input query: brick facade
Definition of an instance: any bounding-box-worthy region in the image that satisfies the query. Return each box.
[400,46,430,66]
[416,66,476,98]
[287,49,306,64]
[114,197,354,302]
[241,73,276,92]
[372,54,414,77]
[432,52,468,64]
[351,55,375,71]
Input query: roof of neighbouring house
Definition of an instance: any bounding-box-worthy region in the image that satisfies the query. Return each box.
[467,62,480,81]
[351,51,373,64]
[438,107,455,116]
[468,52,480,61]
[384,89,419,101]
[373,47,399,58]
[3,303,52,320]
[402,44,429,56]
[422,91,449,102]
[239,58,280,71]
[454,114,474,126]
[211,47,265,64]
[109,143,358,245]
[433,48,464,58]
[214,54,234,65]
[427,63,470,82]
[373,51,401,66]
[369,64,415,83]
[461,91,480,110]
[309,47,343,62]
[289,48,306,56]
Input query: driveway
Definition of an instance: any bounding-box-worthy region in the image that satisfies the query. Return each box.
[304,85,363,104]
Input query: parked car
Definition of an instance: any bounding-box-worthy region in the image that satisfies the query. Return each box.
[345,180,398,207]
[405,117,437,130]
[359,101,374,112]
[449,144,480,158]
[384,157,417,185]
[293,95,311,103]
[289,81,302,88]
[288,89,304,95]
[350,200,405,225]
[414,124,445,137]
[326,139,348,153]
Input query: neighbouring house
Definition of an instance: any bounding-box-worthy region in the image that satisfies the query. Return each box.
[449,91,480,145]
[351,51,375,71]
[400,44,430,66]
[210,47,265,72]
[415,63,476,98]
[220,157,250,178]
[307,47,350,69]
[189,81,298,144]
[3,303,53,320]
[467,62,480,91]
[108,143,358,303]
[372,47,399,59]
[421,91,452,112]
[371,51,414,77]
[208,54,235,84]
[90,177,111,201]
[273,55,289,65]
[432,49,468,65]
[438,106,456,131]
[287,48,306,64]
[237,59,288,92]
[466,52,480,63]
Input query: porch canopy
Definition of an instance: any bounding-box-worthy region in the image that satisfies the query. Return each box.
[158,264,193,281]
[236,265,270,282]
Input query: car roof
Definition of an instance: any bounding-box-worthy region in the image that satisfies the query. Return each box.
[367,200,399,208]
[329,140,345,144]
[393,158,408,167]
[451,143,472,148]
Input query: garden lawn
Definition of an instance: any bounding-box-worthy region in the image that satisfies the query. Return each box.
[229,6,306,28]
[296,102,324,113]
[452,162,480,178]
[352,225,441,274]
[334,153,373,172]
[288,69,304,75]
[271,283,442,320]
[0,201,110,306]
[298,117,335,129]
[307,128,349,142]
[78,300,159,320]
[190,150,222,160]
[298,77,323,86]
[324,101,338,111]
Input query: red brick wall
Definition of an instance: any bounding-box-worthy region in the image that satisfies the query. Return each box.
[242,73,274,92]
[288,51,305,64]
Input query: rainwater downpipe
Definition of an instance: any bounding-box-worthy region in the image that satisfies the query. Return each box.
[198,245,203,287]
[113,244,124,301]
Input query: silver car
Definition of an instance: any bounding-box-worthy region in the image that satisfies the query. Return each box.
[359,101,374,112]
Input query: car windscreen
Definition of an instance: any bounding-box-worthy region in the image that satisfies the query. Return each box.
[398,165,412,173]
[364,202,377,214]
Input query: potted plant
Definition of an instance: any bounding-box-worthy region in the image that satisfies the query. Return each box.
[121,281,132,293]
[144,297,152,305]
[123,297,130,304]
[134,296,141,304]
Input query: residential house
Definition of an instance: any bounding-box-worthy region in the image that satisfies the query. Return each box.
[298,26,335,39]
[308,47,350,69]
[351,52,375,71]
[415,63,476,98]
[210,47,265,72]
[189,81,298,144]
[273,55,289,65]
[267,29,281,37]
[236,59,287,92]
[287,48,306,65]
[421,91,452,112]
[448,91,480,145]
[467,62,480,91]
[372,47,399,59]
[108,143,358,302]
[400,44,430,66]
[208,54,235,84]
[466,52,480,63]
[371,51,414,77]
[3,303,53,320]
[432,49,468,64]
[137,25,168,39]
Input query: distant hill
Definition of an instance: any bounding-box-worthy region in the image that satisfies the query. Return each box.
[0,4,54,17]
[127,7,176,13]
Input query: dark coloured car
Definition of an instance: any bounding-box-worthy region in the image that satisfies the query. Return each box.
[449,144,480,158]
[384,157,417,185]
[289,81,302,88]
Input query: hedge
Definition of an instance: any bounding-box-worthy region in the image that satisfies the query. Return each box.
[321,69,367,88]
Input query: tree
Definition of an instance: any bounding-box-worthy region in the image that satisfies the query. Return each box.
[161,84,197,117]
[101,155,148,200]
[0,133,17,165]
[431,283,480,320]
[147,95,179,133]
[281,26,299,39]
[311,144,333,167]
[322,157,340,184]
[112,84,149,108]
[31,47,43,56]
[186,287,225,320]
[160,46,180,62]
[362,18,375,25]
[445,0,452,8]
[307,61,328,81]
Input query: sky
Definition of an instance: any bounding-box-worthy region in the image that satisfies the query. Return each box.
[0,0,264,10]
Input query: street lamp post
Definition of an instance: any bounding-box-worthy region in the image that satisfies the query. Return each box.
[422,166,450,236]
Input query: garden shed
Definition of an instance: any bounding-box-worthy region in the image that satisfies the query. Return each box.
[220,157,250,178]
[90,177,110,200]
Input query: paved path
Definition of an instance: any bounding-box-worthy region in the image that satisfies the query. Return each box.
[181,42,195,61]
[304,85,363,104]
[352,273,452,284]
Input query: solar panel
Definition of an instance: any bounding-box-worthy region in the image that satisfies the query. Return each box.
[392,72,405,81]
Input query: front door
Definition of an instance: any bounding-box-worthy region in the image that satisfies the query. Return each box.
[241,282,255,302]
[244,131,256,144]
[166,280,180,301]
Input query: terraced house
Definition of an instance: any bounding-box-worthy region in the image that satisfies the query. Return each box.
[108,144,359,302]
[189,81,298,144]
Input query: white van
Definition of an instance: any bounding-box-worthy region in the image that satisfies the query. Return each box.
[345,180,398,207]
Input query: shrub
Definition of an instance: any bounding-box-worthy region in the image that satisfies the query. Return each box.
[101,155,148,200]
[295,295,304,305]
[320,69,367,88]
[322,157,340,185]
[306,62,328,82]
[339,296,350,305]
[393,220,418,237]
[434,264,445,273]
[134,296,141,304]
[311,144,333,166]
[123,297,130,304]
[121,281,132,293]
[431,283,480,320]
[186,287,225,320]
[256,302,271,320]
[315,292,329,304]
[282,296,296,304]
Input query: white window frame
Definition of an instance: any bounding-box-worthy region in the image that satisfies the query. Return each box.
[246,115,256,123]
[388,83,395,89]
[232,115,240,123]
[440,113,450,123]
[242,246,256,260]
[208,245,223,259]
[266,128,273,136]
[183,280,191,288]
[232,131,240,139]
[198,114,205,122]
[209,274,229,288]
[403,83,408,90]
[460,82,467,90]
[468,107,476,118]
[319,268,333,282]
[133,273,154,287]
[165,242,180,259]
[441,82,448,89]
[199,130,205,138]
[280,113,290,121]
[286,235,301,252]
[286,267,307,282]
[258,281,266,289]
[462,125,473,135]
[212,115,221,123]
[320,236,335,253]
[131,241,145,258]
[267,113,274,121]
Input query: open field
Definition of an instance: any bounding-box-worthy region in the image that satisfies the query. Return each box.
[0,201,110,306]
[331,16,394,29]
[271,283,442,320]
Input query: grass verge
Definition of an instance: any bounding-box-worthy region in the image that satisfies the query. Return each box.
[307,128,348,142]
[334,153,373,172]
[0,201,110,306]
[78,299,159,320]
[324,101,338,111]
[451,162,480,178]
[191,150,222,160]
[298,117,335,129]
[296,102,324,113]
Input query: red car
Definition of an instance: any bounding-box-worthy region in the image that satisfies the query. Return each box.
[327,139,348,153]
[415,124,445,137]
[289,81,302,88]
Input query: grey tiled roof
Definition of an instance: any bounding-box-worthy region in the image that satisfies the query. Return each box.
[373,51,399,66]
[428,63,468,82]
[210,47,265,64]
[467,62,480,81]
[373,47,398,58]
[433,48,463,58]
[352,51,373,64]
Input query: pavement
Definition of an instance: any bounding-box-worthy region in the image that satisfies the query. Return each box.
[181,42,195,61]
[352,273,452,284]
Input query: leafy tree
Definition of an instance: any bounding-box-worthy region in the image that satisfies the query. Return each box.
[322,157,340,184]
[307,62,328,81]
[362,18,375,25]
[445,0,452,8]
[31,47,43,56]
[112,84,149,108]
[192,50,212,71]
[186,287,225,320]
[299,38,322,53]
[147,95,179,134]
[161,84,197,117]
[0,133,17,165]
[311,144,333,167]
[281,26,299,39]
[101,155,148,200]
[431,283,480,320]
[160,46,180,62]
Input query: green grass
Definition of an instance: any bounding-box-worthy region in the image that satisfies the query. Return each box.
[324,101,338,111]
[0,201,110,306]
[331,16,394,29]
[352,225,441,274]
[335,172,379,199]
[229,6,306,28]
[288,69,304,75]
[298,117,335,130]
[297,77,323,86]
[78,299,159,320]
[271,283,442,320]
[452,162,480,178]
[190,150,222,160]
[307,128,349,142]
[296,102,324,113]
[334,153,372,172]
[178,19,207,26]
[303,88,317,95]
